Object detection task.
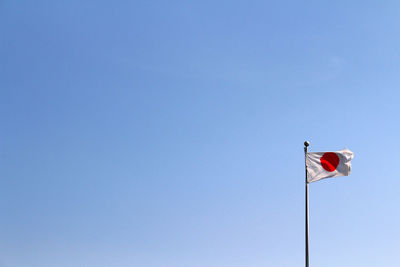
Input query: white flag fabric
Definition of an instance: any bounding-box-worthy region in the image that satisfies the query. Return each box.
[306,149,354,183]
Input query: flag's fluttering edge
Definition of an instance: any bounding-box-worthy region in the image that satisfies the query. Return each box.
[306,149,354,183]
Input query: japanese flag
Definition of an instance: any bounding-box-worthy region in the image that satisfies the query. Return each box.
[306,149,354,183]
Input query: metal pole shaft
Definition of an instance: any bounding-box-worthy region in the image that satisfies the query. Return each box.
[304,141,310,267]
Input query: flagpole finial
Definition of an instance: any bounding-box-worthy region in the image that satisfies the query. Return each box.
[304,141,310,147]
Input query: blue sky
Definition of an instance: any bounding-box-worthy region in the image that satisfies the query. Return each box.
[1,1,400,266]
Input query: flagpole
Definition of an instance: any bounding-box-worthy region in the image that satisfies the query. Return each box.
[304,141,310,267]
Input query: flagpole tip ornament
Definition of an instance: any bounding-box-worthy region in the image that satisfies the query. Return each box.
[304,141,310,147]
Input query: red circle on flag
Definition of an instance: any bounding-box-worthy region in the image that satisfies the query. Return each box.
[320,152,340,172]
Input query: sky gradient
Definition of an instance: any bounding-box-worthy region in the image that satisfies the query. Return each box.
[1,1,400,266]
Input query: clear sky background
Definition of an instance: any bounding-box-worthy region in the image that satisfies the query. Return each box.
[1,1,400,266]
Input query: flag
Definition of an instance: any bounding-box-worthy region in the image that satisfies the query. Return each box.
[306,149,354,183]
